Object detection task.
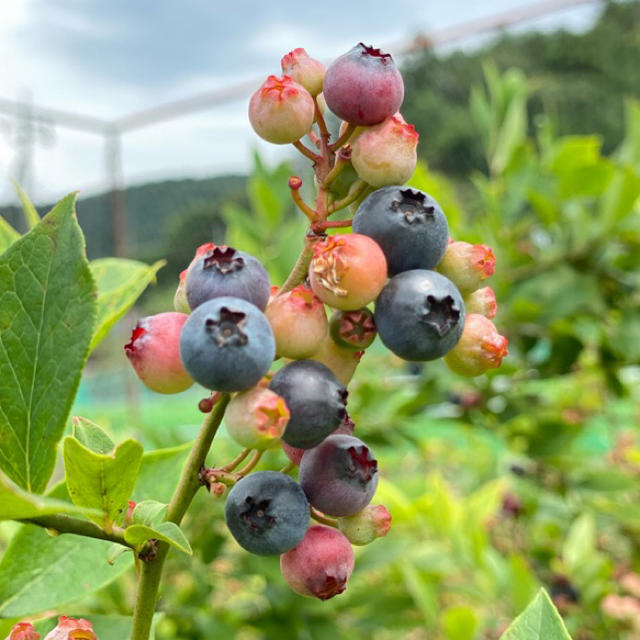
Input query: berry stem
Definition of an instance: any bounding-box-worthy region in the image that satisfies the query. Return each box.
[220,447,252,472]
[289,180,319,222]
[310,506,338,528]
[322,148,351,189]
[329,123,356,152]
[292,140,321,164]
[130,394,230,640]
[329,180,368,214]
[312,218,353,232]
[279,461,296,474]
[236,449,264,476]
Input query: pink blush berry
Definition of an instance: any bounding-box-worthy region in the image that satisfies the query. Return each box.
[42,616,96,640]
[249,75,315,144]
[281,48,326,97]
[280,525,355,600]
[437,241,496,295]
[125,312,193,394]
[464,286,498,319]
[309,234,387,311]
[323,43,404,126]
[444,313,508,377]
[338,504,392,546]
[5,623,40,640]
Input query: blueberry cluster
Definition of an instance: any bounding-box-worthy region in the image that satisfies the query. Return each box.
[124,42,507,601]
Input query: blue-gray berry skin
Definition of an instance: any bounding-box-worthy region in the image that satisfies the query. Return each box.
[225,471,310,555]
[299,434,378,517]
[180,297,275,391]
[353,187,449,275]
[375,270,465,361]
[185,246,270,311]
[268,360,347,449]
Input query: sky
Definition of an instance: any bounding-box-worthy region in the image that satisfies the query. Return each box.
[0,0,602,204]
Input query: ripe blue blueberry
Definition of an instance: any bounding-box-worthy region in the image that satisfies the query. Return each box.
[268,360,347,449]
[374,269,465,361]
[225,471,310,555]
[180,297,275,391]
[353,186,449,275]
[299,434,378,517]
[185,245,270,311]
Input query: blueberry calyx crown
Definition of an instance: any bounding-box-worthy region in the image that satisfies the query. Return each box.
[345,445,377,485]
[339,311,376,343]
[205,306,248,347]
[241,496,275,532]
[420,294,460,337]
[390,189,436,225]
[337,389,349,419]
[203,246,245,274]
[315,575,347,600]
[357,43,392,63]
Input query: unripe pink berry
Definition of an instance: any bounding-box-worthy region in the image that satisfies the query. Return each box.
[174,243,217,313]
[124,312,193,394]
[249,75,315,144]
[444,313,508,376]
[225,387,289,450]
[323,43,404,126]
[338,504,392,545]
[4,623,40,640]
[311,335,364,386]
[282,412,355,466]
[281,48,326,97]
[280,525,355,600]
[351,114,418,187]
[266,285,328,359]
[437,240,496,295]
[309,234,387,310]
[42,616,96,640]
[465,286,498,319]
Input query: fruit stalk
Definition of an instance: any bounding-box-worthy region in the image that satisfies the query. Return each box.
[130,394,230,640]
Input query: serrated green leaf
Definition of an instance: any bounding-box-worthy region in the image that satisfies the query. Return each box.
[0,471,101,521]
[501,589,572,639]
[124,521,192,555]
[11,180,40,229]
[0,217,20,254]
[64,436,142,528]
[89,257,164,351]
[72,416,115,454]
[0,443,190,616]
[132,499,167,526]
[0,193,96,493]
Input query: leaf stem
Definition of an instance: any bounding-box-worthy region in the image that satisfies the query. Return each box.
[23,514,135,549]
[130,394,230,640]
[277,233,322,295]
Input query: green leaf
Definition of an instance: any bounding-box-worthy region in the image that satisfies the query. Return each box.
[89,257,164,351]
[501,589,572,640]
[562,512,596,573]
[11,180,40,229]
[0,217,20,254]
[0,193,96,493]
[0,443,190,616]
[132,499,167,526]
[0,471,101,521]
[124,521,192,555]
[72,416,115,454]
[63,436,143,528]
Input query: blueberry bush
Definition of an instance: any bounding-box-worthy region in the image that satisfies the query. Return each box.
[1,45,637,640]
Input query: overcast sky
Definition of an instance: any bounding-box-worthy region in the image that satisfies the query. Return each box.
[0,0,601,204]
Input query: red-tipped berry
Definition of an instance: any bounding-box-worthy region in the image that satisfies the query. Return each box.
[249,75,315,144]
[338,504,392,545]
[351,114,418,187]
[329,308,376,351]
[464,286,498,318]
[444,313,508,376]
[4,623,40,640]
[225,387,289,450]
[309,234,387,311]
[125,312,193,394]
[280,525,355,600]
[281,48,325,97]
[437,240,496,295]
[266,285,328,359]
[43,616,96,640]
[323,43,404,126]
